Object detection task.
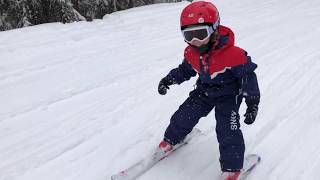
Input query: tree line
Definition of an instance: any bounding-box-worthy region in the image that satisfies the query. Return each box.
[0,0,181,31]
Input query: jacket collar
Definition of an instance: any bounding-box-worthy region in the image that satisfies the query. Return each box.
[189,25,235,54]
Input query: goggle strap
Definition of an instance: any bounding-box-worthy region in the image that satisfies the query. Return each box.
[212,17,220,30]
[208,26,214,34]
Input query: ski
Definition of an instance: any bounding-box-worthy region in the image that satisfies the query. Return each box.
[110,128,202,180]
[239,154,261,180]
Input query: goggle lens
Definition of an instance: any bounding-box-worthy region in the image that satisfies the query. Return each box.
[183,28,209,42]
[182,26,214,42]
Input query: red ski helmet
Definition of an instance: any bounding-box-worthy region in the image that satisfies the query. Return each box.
[180,1,220,30]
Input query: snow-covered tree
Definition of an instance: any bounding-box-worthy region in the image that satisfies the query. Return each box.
[0,0,181,31]
[41,0,85,23]
[0,0,84,30]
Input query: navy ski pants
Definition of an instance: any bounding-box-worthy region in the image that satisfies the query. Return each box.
[164,88,245,171]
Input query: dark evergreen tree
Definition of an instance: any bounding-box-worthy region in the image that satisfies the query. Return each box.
[0,0,181,31]
[72,0,112,21]
[0,0,22,31]
[42,0,85,24]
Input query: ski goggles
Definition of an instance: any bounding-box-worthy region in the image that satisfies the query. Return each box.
[182,25,216,43]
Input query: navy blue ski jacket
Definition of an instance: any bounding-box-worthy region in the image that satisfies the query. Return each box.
[164,25,260,101]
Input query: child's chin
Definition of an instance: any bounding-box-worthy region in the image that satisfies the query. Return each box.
[191,42,206,47]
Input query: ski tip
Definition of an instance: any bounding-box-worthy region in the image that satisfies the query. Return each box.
[257,155,261,162]
[246,154,261,162]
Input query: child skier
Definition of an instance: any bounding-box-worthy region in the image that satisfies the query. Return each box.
[157,1,260,180]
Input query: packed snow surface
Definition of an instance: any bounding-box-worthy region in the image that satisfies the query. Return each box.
[1,0,320,180]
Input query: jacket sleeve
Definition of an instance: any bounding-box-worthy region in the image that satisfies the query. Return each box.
[231,55,260,102]
[164,59,197,85]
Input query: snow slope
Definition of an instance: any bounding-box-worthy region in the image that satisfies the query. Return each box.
[1,0,320,180]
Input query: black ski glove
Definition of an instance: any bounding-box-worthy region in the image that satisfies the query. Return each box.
[244,96,260,125]
[158,77,173,95]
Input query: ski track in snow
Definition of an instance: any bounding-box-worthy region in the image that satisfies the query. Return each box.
[1,1,320,180]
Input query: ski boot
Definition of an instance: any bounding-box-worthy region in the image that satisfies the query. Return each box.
[221,171,241,180]
[158,140,173,153]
